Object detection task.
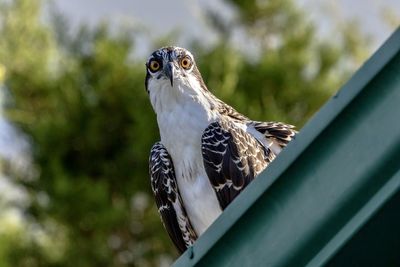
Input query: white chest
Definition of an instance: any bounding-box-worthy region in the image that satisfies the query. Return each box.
[152,86,222,235]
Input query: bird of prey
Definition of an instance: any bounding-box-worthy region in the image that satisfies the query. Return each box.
[145,46,296,253]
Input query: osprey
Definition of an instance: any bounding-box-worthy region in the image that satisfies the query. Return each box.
[145,46,296,253]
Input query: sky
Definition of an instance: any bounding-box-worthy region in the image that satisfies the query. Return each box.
[49,0,400,55]
[1,0,399,164]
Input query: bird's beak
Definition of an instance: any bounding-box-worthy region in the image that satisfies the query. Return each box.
[164,62,174,87]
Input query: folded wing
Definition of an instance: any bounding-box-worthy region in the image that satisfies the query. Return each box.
[149,142,197,253]
[201,121,276,209]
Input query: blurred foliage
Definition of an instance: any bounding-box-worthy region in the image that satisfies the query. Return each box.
[0,0,377,266]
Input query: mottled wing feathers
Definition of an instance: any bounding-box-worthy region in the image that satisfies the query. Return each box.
[201,121,275,209]
[251,121,297,148]
[149,142,197,253]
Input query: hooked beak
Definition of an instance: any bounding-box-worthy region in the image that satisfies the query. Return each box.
[164,62,174,87]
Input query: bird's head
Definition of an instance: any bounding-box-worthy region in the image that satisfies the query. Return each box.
[145,46,207,95]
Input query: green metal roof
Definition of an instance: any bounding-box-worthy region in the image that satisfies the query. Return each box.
[173,27,400,267]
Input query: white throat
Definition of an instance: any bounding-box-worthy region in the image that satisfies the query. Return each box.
[149,77,217,160]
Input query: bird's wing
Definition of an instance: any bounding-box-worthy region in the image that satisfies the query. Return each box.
[149,142,197,253]
[201,120,275,209]
[250,121,297,148]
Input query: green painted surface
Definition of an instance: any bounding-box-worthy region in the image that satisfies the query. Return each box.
[173,27,400,267]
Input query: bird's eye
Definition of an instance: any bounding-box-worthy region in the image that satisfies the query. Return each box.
[148,60,161,72]
[180,56,192,70]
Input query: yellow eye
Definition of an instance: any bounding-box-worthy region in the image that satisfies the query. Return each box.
[180,56,192,69]
[149,60,161,72]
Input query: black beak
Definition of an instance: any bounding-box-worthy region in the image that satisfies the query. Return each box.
[164,62,174,87]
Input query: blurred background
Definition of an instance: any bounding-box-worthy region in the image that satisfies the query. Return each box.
[0,0,398,266]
